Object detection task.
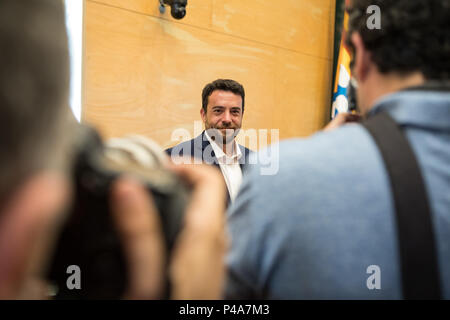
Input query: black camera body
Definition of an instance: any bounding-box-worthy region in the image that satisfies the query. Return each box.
[47,127,187,299]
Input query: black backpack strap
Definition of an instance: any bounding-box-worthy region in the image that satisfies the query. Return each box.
[362,111,442,300]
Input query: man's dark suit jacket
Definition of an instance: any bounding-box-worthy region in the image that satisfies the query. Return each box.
[165,131,252,207]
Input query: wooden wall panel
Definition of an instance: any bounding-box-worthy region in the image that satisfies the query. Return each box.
[211,0,334,59]
[273,50,333,139]
[83,0,336,149]
[91,0,334,58]
[89,0,213,29]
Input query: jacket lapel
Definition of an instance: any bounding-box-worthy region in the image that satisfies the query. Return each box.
[200,131,229,205]
[199,131,220,168]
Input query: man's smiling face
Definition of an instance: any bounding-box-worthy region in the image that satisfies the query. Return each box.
[201,89,243,144]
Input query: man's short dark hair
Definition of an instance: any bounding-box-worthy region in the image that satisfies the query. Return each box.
[346,0,449,80]
[202,79,245,114]
[0,0,71,203]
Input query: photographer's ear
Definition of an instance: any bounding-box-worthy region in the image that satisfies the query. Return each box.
[200,108,207,123]
[351,32,372,84]
[0,172,70,299]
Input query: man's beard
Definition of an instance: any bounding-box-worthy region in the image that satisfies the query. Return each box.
[205,126,240,145]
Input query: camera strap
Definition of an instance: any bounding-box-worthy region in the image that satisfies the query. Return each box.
[362,111,442,299]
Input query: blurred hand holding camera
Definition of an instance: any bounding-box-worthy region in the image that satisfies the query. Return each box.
[169,163,228,300]
[111,163,227,300]
[110,177,166,300]
[323,112,362,132]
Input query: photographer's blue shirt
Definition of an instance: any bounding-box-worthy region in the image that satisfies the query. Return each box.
[225,88,450,299]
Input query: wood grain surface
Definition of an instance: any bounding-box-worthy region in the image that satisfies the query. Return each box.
[83,0,336,149]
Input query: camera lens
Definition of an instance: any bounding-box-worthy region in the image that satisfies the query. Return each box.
[171,4,186,19]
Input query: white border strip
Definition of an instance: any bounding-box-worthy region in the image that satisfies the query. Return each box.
[65,0,84,122]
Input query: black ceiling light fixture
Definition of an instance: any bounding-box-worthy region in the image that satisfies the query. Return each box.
[159,0,187,20]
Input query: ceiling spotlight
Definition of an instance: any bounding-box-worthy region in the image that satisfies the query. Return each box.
[159,0,187,20]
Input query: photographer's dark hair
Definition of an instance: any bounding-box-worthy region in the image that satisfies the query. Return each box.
[202,79,245,113]
[0,0,71,204]
[346,0,450,80]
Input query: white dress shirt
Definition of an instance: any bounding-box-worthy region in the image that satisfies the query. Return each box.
[204,131,243,202]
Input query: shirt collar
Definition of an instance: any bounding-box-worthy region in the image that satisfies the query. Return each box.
[368,86,450,132]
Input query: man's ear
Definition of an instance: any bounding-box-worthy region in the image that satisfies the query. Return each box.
[200,108,206,122]
[351,32,372,83]
[0,172,69,299]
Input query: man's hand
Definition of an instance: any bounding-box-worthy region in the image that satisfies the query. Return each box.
[169,164,228,300]
[111,177,166,299]
[110,163,227,300]
[323,112,362,132]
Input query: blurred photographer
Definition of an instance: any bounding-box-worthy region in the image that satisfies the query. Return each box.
[226,0,449,299]
[0,0,227,300]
